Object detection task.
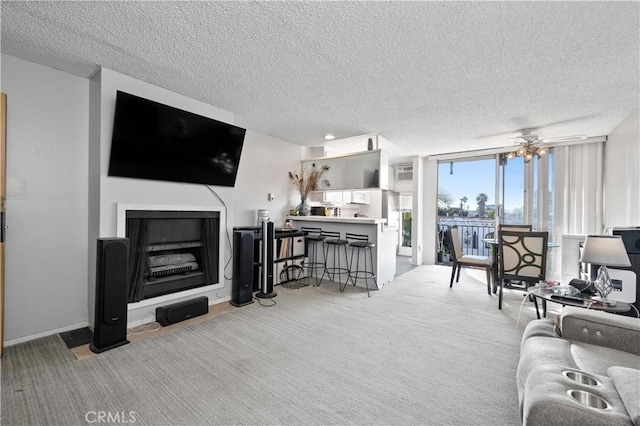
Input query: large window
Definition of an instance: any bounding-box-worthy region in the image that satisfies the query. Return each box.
[437,152,554,262]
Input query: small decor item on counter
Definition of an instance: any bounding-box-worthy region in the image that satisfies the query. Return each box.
[295,198,311,217]
[288,163,331,216]
[367,138,374,150]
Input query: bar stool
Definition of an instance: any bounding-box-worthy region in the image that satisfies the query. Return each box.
[319,230,350,288]
[300,227,325,287]
[345,233,376,297]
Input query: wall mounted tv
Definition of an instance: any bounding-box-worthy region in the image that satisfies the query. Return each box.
[108,91,246,187]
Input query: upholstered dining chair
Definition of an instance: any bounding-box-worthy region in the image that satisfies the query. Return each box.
[448,226,493,293]
[497,230,549,309]
[494,224,533,291]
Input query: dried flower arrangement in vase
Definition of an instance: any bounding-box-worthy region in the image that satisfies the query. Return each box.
[288,163,331,216]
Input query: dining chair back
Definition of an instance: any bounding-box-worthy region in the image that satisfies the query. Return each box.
[448,226,493,293]
[497,230,549,309]
[498,224,533,233]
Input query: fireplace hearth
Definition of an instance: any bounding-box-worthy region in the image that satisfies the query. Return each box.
[125,210,220,303]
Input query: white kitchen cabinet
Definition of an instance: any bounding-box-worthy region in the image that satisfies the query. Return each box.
[351,191,370,204]
[323,191,353,205]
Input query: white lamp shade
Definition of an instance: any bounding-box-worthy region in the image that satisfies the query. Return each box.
[580,235,631,267]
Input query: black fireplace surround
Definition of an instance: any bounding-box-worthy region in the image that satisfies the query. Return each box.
[125,210,220,302]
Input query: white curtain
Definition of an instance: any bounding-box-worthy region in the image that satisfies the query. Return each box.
[552,142,605,236]
[549,142,604,280]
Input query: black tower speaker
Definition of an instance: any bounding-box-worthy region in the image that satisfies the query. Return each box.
[256,221,277,299]
[231,230,255,307]
[90,238,130,353]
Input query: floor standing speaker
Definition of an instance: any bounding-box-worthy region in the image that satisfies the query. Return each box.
[256,221,277,299]
[232,230,255,307]
[90,238,130,353]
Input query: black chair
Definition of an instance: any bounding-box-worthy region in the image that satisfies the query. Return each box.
[319,231,350,288]
[493,224,533,292]
[345,233,376,297]
[448,226,493,294]
[300,227,325,287]
[498,230,549,309]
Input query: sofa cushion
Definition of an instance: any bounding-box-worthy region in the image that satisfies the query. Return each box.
[517,336,577,410]
[569,342,640,376]
[609,366,640,426]
[520,318,560,352]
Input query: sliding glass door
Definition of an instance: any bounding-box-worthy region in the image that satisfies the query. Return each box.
[437,157,497,259]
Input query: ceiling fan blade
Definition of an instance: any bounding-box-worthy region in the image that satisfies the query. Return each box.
[539,135,588,143]
[508,137,527,143]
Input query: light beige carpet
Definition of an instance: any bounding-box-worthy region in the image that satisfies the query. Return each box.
[2,264,543,425]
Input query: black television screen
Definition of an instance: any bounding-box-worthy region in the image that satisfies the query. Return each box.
[108,91,246,187]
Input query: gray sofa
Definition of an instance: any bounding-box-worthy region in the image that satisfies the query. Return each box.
[517,306,640,425]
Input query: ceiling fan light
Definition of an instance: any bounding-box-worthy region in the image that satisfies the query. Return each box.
[525,153,533,161]
[537,147,547,156]
[517,147,526,155]
[506,152,516,159]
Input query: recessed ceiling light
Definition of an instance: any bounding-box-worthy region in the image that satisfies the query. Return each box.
[324,134,335,140]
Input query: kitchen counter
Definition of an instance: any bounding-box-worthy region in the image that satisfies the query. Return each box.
[288,216,397,290]
[285,215,387,225]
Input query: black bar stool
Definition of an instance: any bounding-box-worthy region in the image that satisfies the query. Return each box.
[319,231,350,288]
[345,233,376,297]
[300,227,325,287]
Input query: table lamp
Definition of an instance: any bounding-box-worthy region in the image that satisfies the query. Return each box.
[579,235,631,306]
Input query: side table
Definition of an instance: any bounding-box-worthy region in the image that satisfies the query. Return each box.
[529,288,632,319]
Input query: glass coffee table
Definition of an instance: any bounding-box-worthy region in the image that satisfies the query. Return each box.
[529,288,632,319]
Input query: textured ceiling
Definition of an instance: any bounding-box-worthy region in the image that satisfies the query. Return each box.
[1,1,638,157]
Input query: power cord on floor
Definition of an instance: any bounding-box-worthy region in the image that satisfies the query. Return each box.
[253,296,277,307]
[515,284,542,332]
[127,321,161,336]
[127,313,162,337]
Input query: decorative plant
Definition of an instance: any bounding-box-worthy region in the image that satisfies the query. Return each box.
[288,163,331,199]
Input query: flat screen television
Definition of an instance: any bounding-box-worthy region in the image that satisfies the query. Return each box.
[108,91,246,187]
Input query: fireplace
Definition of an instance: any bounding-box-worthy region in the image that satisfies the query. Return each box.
[122,208,221,303]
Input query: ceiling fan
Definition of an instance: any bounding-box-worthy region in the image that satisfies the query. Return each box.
[506,129,587,162]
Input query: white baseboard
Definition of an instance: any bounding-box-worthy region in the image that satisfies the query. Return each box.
[4,321,89,348]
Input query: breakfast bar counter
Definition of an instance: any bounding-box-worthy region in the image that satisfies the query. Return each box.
[286,216,397,289]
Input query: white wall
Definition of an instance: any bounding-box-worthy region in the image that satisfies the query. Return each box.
[233,130,304,226]
[419,156,438,265]
[604,108,640,229]
[90,68,305,328]
[2,58,303,343]
[1,54,90,343]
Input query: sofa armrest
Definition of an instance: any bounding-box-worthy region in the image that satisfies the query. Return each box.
[560,307,640,355]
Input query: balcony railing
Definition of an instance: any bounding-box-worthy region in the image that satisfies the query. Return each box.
[438,218,495,258]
